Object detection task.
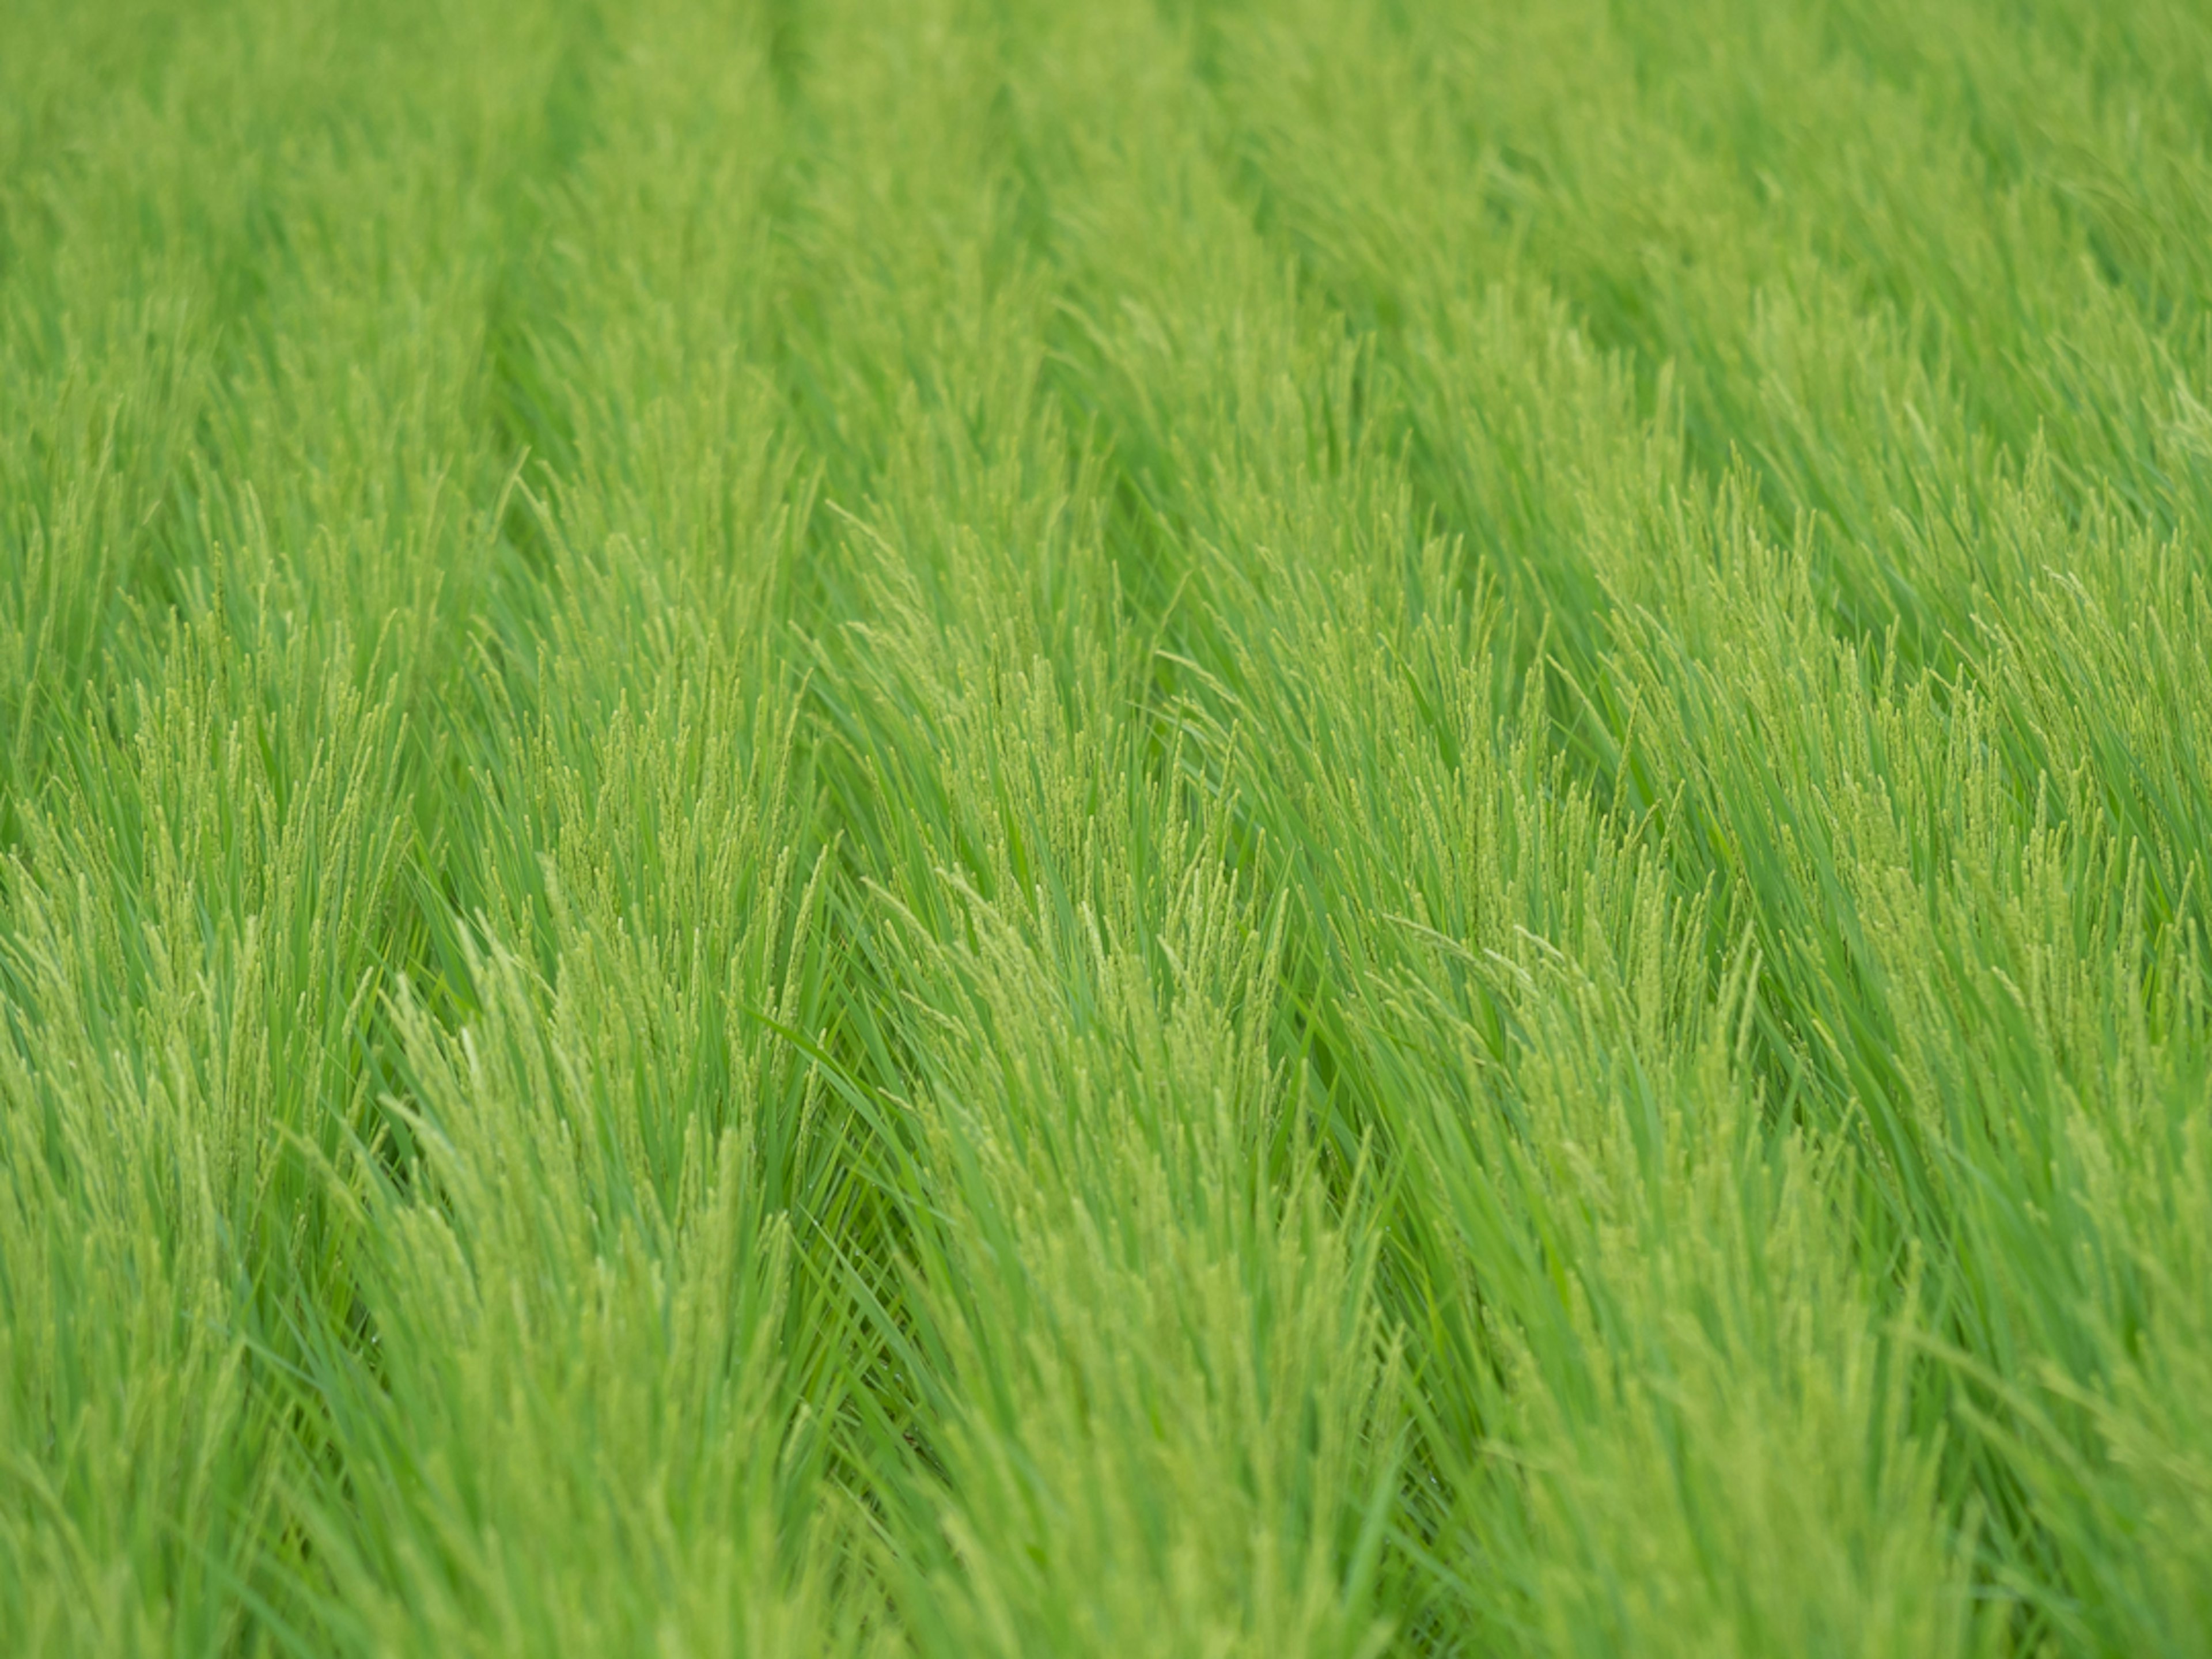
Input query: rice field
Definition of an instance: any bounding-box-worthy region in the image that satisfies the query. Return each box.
[3,0,2210,1652]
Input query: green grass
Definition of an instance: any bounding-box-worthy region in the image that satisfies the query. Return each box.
[3,0,2210,1652]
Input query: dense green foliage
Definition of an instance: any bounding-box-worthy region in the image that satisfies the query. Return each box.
[4,0,2210,1651]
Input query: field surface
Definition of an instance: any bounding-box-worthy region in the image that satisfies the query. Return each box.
[4,0,2211,1653]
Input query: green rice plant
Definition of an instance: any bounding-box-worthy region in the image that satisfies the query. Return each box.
[0,605,413,1651]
